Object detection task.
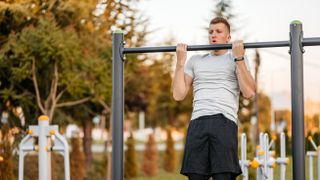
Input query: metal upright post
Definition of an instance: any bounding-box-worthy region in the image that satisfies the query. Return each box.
[112,30,124,180]
[280,133,286,180]
[290,20,305,180]
[240,133,248,180]
[38,115,49,180]
[257,133,264,180]
[309,153,314,180]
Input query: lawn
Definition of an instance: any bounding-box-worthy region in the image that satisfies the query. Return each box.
[131,150,318,180]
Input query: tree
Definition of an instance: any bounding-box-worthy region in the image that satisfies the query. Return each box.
[142,133,158,176]
[283,128,292,155]
[124,132,138,179]
[0,1,38,127]
[213,0,235,25]
[0,0,148,123]
[0,1,150,178]
[305,131,313,152]
[0,16,96,121]
[252,50,261,145]
[0,124,14,180]
[70,133,86,180]
[163,127,176,172]
[257,92,272,132]
[275,109,292,133]
[146,50,178,127]
[313,131,320,146]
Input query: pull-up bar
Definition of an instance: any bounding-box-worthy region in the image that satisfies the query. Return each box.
[123,37,320,54]
[112,21,320,180]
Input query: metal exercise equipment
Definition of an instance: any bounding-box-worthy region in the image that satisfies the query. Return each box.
[307,136,320,180]
[112,21,320,180]
[18,115,70,180]
[240,132,288,180]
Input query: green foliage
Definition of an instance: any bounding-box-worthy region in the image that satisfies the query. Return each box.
[0,1,30,44]
[1,17,80,82]
[306,131,313,151]
[284,128,292,156]
[314,132,320,145]
[142,133,158,176]
[126,37,193,128]
[257,92,272,132]
[145,53,177,127]
[163,127,176,173]
[0,0,148,125]
[0,124,14,180]
[125,133,138,179]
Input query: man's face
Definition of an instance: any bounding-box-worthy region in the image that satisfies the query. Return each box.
[208,23,231,45]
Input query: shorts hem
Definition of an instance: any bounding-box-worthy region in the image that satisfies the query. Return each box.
[180,168,242,177]
[180,170,211,176]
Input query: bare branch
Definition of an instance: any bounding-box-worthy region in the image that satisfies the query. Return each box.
[52,62,59,102]
[55,88,66,102]
[98,99,110,113]
[44,67,54,109]
[56,97,92,108]
[45,62,59,110]
[48,107,55,122]
[32,59,45,114]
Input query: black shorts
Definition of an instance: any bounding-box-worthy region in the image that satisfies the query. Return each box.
[180,113,242,177]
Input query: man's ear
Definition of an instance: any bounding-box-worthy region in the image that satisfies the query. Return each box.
[227,34,231,43]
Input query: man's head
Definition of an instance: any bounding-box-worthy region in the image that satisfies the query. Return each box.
[208,17,231,45]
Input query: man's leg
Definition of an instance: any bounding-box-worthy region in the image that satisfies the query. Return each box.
[187,173,211,180]
[212,172,236,180]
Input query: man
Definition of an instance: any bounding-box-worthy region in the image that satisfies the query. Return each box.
[172,17,256,180]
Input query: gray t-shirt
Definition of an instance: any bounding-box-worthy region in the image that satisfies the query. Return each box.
[184,52,250,124]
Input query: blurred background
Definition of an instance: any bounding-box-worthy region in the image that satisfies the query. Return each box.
[0,0,320,179]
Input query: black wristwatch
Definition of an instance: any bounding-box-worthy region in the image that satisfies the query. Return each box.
[234,56,245,62]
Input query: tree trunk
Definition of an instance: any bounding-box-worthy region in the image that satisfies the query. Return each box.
[104,138,112,180]
[83,118,93,169]
[253,50,261,146]
[105,117,112,180]
[168,111,175,126]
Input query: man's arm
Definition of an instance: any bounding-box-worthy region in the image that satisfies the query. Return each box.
[233,40,256,99]
[172,44,193,101]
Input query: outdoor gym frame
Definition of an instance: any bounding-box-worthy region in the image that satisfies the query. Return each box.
[112,21,320,180]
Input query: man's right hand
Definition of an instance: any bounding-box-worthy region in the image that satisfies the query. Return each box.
[176,43,188,67]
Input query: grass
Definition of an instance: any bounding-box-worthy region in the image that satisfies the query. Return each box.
[129,151,319,180]
[14,149,319,179]
[131,150,187,180]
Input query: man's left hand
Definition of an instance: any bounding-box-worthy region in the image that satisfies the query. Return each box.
[232,40,245,59]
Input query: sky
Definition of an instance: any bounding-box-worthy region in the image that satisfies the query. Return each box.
[135,0,320,109]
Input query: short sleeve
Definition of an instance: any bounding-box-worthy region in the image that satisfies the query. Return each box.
[184,55,196,78]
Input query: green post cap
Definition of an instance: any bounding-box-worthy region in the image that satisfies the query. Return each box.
[113,29,124,34]
[291,20,302,25]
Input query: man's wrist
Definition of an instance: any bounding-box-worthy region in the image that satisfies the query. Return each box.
[176,63,185,69]
[234,56,245,62]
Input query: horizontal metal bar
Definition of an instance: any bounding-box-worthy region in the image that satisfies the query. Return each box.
[303,37,320,46]
[123,37,320,54]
